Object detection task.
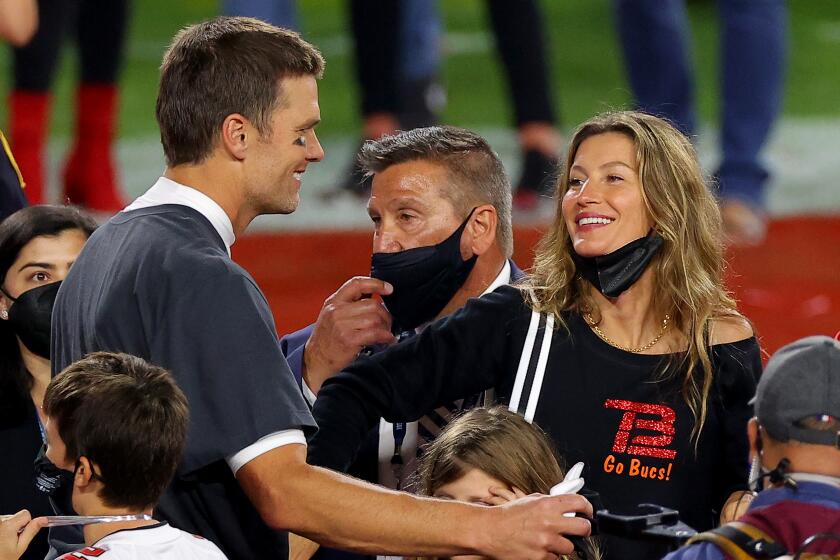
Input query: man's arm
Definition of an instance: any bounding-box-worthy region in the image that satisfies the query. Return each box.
[310,286,526,472]
[237,444,593,559]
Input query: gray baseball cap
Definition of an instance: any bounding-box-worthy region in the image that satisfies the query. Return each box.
[753,335,840,448]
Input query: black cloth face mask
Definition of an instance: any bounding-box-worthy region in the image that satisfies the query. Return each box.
[34,444,78,516]
[1,281,62,359]
[371,210,478,333]
[571,231,663,298]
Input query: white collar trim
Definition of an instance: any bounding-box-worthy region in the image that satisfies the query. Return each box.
[482,260,512,296]
[124,176,236,255]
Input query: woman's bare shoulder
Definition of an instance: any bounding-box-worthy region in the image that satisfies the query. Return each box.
[710,313,754,345]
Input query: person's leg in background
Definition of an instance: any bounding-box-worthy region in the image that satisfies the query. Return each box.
[612,0,696,134]
[8,0,71,205]
[717,0,787,245]
[397,0,444,130]
[486,0,561,210]
[62,0,130,212]
[221,0,298,29]
[337,0,402,196]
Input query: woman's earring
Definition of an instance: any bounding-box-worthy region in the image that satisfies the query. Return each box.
[0,309,7,320]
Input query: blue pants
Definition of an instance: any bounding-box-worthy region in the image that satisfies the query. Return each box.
[614,0,787,207]
[222,0,297,29]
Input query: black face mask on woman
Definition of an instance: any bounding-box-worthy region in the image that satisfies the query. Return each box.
[571,231,663,298]
[371,211,477,333]
[1,281,62,359]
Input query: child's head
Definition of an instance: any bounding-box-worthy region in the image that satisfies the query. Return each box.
[418,406,599,560]
[42,352,189,513]
[419,406,564,501]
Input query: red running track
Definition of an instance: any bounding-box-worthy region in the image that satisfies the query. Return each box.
[233,215,840,356]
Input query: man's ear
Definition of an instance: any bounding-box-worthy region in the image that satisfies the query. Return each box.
[220,113,249,161]
[75,456,95,489]
[464,205,498,257]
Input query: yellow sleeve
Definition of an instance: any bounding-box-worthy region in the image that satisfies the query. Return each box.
[0,129,26,189]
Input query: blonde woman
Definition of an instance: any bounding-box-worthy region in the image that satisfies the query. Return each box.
[310,111,761,560]
[417,406,600,560]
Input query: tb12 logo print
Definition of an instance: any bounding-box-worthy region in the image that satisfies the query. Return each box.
[601,399,676,481]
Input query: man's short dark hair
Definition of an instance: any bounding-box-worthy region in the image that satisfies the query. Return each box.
[358,126,514,258]
[43,352,189,510]
[156,16,325,166]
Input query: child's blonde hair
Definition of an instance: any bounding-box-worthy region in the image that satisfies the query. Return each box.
[417,406,600,560]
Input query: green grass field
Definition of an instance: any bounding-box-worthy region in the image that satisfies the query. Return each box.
[1,0,839,140]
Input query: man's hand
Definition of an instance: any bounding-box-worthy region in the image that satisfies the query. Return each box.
[480,494,593,559]
[303,277,396,393]
[0,510,46,560]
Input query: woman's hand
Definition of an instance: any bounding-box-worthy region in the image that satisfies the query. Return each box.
[482,486,528,506]
[719,490,756,524]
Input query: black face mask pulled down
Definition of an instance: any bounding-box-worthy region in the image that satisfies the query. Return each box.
[34,445,78,516]
[571,231,663,298]
[371,213,477,333]
[2,281,61,359]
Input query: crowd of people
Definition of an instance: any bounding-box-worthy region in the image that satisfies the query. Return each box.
[1,7,838,560]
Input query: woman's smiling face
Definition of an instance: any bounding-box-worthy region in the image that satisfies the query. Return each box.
[562,132,653,258]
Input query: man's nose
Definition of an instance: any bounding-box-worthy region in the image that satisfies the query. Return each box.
[373,229,402,254]
[306,133,325,162]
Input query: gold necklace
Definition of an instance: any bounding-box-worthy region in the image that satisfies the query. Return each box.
[585,313,671,353]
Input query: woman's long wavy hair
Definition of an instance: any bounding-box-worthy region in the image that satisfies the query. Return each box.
[524,111,742,444]
[417,406,600,560]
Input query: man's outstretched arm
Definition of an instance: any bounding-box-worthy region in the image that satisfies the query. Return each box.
[238,444,593,559]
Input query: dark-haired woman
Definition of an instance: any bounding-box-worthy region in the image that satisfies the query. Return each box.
[0,205,96,560]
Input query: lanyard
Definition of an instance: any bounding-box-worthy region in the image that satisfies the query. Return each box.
[391,422,407,490]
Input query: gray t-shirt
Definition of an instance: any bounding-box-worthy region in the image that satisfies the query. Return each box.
[52,204,315,559]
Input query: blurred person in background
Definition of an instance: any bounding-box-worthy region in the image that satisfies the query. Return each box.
[613,0,787,246]
[0,205,96,560]
[0,0,36,47]
[336,0,561,211]
[665,335,840,559]
[0,0,36,221]
[7,0,130,212]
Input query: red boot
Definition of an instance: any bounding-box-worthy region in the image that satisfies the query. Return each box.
[63,83,126,212]
[9,91,51,204]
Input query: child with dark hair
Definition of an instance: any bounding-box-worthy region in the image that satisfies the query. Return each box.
[34,352,227,559]
[417,406,600,560]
